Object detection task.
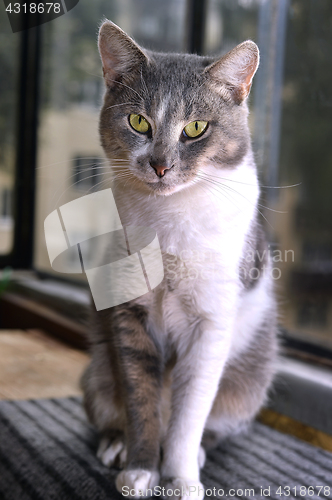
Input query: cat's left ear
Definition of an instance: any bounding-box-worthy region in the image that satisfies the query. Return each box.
[204,41,259,104]
[98,20,149,88]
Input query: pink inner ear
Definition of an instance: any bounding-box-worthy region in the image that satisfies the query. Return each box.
[99,34,120,84]
[101,53,118,83]
[205,41,259,104]
[243,58,258,89]
[235,54,258,101]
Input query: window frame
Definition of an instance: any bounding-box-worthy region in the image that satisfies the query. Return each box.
[0,16,41,269]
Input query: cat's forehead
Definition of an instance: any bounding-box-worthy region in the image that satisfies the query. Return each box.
[140,53,216,120]
[144,52,211,90]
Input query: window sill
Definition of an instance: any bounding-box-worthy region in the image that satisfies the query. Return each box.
[268,357,332,436]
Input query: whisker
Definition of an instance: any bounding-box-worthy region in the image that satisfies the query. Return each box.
[197,174,274,230]
[53,170,115,209]
[48,165,117,206]
[106,79,144,100]
[140,67,149,99]
[187,80,206,109]
[84,177,113,194]
[67,162,111,172]
[84,170,134,194]
[111,173,132,182]
[198,173,287,214]
[196,175,244,213]
[221,183,274,229]
[201,171,301,190]
[36,157,110,170]
[82,70,104,80]
[105,102,135,110]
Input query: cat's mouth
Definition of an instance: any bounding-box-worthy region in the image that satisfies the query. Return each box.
[144,177,195,196]
[127,165,192,196]
[145,180,180,196]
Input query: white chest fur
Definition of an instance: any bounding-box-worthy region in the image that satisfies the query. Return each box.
[113,154,261,342]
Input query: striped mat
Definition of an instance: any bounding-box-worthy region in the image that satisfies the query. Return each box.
[0,397,331,500]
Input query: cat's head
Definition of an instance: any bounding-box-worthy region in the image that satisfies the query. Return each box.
[99,21,259,196]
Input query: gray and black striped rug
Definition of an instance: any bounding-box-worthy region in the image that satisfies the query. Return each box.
[0,397,331,500]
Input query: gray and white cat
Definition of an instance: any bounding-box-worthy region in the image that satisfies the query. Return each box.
[81,20,278,500]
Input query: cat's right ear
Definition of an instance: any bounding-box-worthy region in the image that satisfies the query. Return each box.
[204,41,259,104]
[98,20,149,88]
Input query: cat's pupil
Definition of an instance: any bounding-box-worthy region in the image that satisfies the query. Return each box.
[139,116,142,124]
[195,122,198,130]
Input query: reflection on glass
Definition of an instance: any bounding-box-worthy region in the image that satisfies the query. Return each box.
[0,7,18,254]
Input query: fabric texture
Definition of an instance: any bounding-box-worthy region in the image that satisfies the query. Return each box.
[0,397,331,500]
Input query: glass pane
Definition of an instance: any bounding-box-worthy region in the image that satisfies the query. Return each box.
[34,0,187,277]
[0,8,19,254]
[205,0,332,351]
[276,0,332,350]
[204,0,260,55]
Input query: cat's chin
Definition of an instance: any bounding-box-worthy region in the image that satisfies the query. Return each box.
[126,172,192,196]
[145,182,187,196]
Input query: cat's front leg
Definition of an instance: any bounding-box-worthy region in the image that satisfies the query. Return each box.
[161,326,232,500]
[110,305,162,498]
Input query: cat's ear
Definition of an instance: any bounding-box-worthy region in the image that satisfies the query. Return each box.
[98,20,149,88]
[204,41,259,104]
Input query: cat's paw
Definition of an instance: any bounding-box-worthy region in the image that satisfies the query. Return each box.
[116,469,160,498]
[161,478,205,500]
[97,436,127,468]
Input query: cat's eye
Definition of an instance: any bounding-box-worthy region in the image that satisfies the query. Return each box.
[129,114,151,134]
[183,121,208,139]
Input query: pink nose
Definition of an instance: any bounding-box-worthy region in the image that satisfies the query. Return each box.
[152,165,171,178]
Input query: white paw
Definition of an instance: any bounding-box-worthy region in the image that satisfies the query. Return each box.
[198,446,206,469]
[161,478,205,500]
[97,436,127,468]
[116,469,160,498]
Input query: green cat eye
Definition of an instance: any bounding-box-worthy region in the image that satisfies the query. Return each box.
[183,120,208,139]
[129,114,151,134]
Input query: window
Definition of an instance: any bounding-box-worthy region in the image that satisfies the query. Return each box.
[2,0,332,357]
[0,6,19,255]
[72,157,102,191]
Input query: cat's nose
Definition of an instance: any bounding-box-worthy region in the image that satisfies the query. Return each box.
[151,164,171,178]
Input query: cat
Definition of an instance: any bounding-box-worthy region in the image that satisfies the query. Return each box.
[81,20,278,500]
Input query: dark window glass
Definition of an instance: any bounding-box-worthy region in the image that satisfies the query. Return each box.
[0,7,19,254]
